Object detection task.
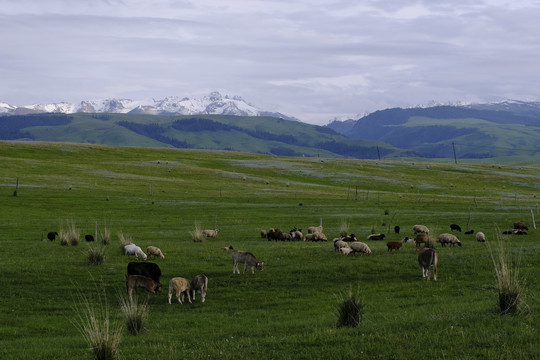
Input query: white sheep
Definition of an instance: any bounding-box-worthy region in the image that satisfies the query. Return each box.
[475,232,486,242]
[307,225,323,234]
[437,233,462,247]
[339,247,352,255]
[334,239,350,252]
[413,225,430,234]
[202,229,220,238]
[146,246,165,259]
[348,241,372,255]
[124,244,148,260]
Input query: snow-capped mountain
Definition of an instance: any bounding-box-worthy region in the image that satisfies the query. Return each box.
[0,92,297,121]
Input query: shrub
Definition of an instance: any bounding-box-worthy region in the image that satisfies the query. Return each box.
[190,223,205,242]
[118,232,133,254]
[72,288,122,360]
[86,246,106,265]
[119,294,149,336]
[489,236,528,315]
[336,288,364,328]
[66,221,80,246]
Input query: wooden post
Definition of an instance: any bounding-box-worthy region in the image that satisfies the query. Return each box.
[532,209,536,230]
[452,142,457,164]
[13,177,19,196]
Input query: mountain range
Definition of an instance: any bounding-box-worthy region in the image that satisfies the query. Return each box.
[0,91,297,121]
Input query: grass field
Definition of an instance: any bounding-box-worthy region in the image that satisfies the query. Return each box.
[0,141,538,359]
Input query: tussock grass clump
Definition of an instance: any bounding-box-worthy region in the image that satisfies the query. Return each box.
[73,288,122,360]
[118,232,133,254]
[336,288,364,328]
[489,236,528,315]
[190,223,205,242]
[100,226,111,245]
[65,221,80,246]
[119,294,149,336]
[339,218,349,237]
[86,246,106,265]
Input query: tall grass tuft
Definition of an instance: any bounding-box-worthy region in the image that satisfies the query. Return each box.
[119,294,149,335]
[72,287,122,360]
[489,235,528,315]
[118,232,133,254]
[86,246,106,265]
[100,226,111,245]
[339,218,349,237]
[336,288,364,328]
[66,220,80,246]
[190,222,205,242]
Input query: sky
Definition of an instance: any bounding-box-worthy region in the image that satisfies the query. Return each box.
[2,0,540,125]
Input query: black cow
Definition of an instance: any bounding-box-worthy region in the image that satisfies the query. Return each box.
[127,262,162,283]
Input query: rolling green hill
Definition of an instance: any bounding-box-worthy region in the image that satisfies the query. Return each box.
[0,113,413,159]
[326,106,540,160]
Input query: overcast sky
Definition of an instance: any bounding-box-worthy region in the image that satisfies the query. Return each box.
[2,0,540,125]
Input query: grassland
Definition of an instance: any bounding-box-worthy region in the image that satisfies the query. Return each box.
[0,141,538,359]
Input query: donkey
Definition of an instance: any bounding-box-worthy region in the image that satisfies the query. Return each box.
[232,250,264,274]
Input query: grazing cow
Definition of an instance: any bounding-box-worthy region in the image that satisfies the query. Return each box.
[386,241,403,251]
[232,250,264,274]
[85,234,95,242]
[127,262,162,283]
[168,277,191,304]
[190,274,208,303]
[450,224,462,232]
[47,231,58,241]
[126,274,162,300]
[417,247,438,280]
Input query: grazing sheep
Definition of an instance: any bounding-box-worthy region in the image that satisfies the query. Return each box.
[513,221,528,231]
[339,247,352,255]
[267,228,289,241]
[126,274,162,300]
[503,229,527,235]
[124,244,148,260]
[341,234,357,242]
[47,231,58,241]
[464,229,474,235]
[85,234,94,242]
[232,250,264,274]
[304,232,327,242]
[450,224,462,232]
[367,233,386,241]
[260,229,267,238]
[168,277,191,304]
[417,247,438,280]
[386,241,403,251]
[334,239,350,252]
[220,245,234,251]
[413,225,430,234]
[146,246,165,259]
[414,233,430,247]
[290,229,303,241]
[400,236,414,244]
[190,274,208,303]
[307,225,323,234]
[394,226,400,234]
[438,233,462,247]
[475,232,486,242]
[202,229,220,238]
[349,241,372,255]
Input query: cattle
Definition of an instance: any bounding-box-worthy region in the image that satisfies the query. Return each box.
[127,262,162,283]
[190,274,208,303]
[126,274,162,300]
[168,277,191,304]
[47,231,58,241]
[232,250,264,274]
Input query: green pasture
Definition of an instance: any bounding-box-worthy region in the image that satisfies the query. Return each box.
[0,141,538,359]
